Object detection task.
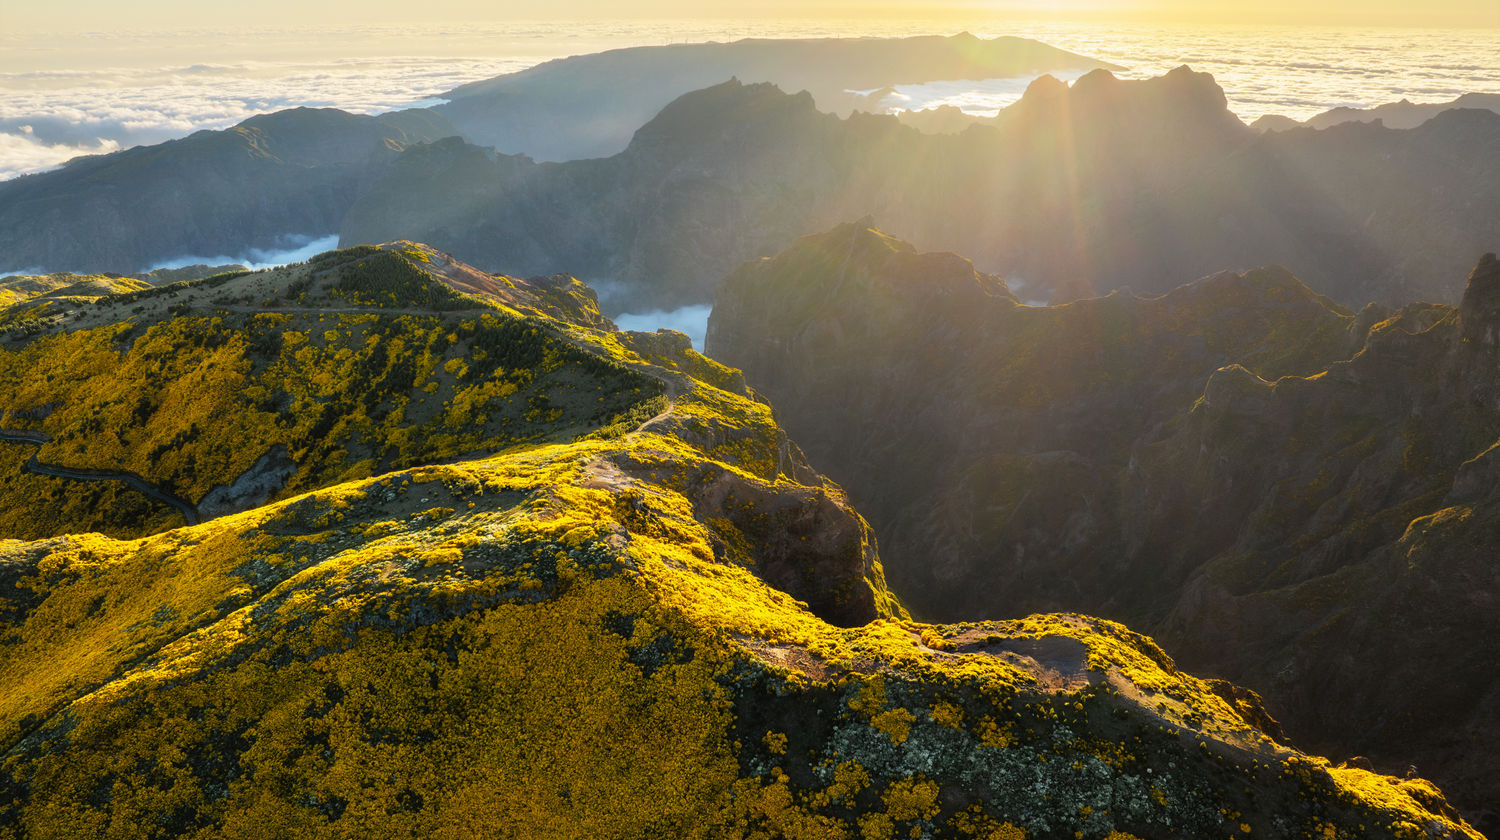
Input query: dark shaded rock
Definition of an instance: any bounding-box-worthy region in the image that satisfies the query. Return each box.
[0,108,456,274]
[351,69,1500,313]
[1458,252,1500,344]
[710,232,1500,832]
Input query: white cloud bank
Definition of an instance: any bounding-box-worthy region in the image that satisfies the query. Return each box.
[0,126,119,180]
[613,305,714,352]
[6,21,1500,184]
[149,234,341,272]
[0,55,531,181]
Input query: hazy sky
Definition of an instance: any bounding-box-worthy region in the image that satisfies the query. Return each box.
[3,0,1497,31]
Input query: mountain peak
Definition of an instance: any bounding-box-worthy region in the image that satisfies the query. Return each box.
[706,223,1014,358]
[1006,63,1235,134]
[1021,72,1070,101]
[626,79,820,154]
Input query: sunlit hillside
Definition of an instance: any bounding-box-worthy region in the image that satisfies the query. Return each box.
[3,9,1498,837]
[0,245,1481,839]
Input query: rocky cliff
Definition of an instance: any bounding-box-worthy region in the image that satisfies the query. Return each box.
[708,222,1500,832]
[0,244,1477,839]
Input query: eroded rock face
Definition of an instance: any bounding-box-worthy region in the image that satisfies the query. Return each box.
[709,226,1500,831]
[0,245,1477,839]
[197,445,298,518]
[1458,252,1500,344]
[687,461,882,627]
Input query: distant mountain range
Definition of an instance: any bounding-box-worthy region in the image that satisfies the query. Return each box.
[0,107,454,275]
[344,67,1499,311]
[432,32,1119,161]
[4,63,1495,314]
[707,221,1500,832]
[1250,92,1500,133]
[900,90,1500,136]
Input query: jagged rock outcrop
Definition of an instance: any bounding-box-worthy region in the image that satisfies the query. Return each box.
[709,224,1500,832]
[1458,252,1500,344]
[0,243,1478,839]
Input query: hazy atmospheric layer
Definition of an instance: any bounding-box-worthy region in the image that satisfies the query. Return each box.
[3,20,1498,179]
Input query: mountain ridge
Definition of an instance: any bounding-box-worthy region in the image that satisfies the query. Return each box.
[345,68,1500,312]
[0,241,1481,839]
[0,108,456,275]
[6,67,1497,314]
[707,222,1500,831]
[434,33,1120,161]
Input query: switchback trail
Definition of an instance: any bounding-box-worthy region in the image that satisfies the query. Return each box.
[0,428,201,525]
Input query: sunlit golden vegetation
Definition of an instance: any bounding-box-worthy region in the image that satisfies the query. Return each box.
[0,245,1480,839]
[0,247,662,539]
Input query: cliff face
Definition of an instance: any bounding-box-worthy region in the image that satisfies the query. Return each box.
[708,222,1500,831]
[0,244,1476,839]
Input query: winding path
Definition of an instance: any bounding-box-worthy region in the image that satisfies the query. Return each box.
[0,429,201,524]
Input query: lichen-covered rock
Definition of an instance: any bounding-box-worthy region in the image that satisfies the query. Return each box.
[0,245,1479,839]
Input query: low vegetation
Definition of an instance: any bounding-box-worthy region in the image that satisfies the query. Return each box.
[0,244,1480,839]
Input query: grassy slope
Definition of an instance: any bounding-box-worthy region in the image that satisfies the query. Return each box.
[0,247,662,539]
[0,245,1479,840]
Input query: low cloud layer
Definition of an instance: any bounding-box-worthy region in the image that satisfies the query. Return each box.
[0,125,119,179]
[148,234,341,272]
[6,22,1500,181]
[613,305,714,352]
[0,55,529,181]
[876,70,1093,117]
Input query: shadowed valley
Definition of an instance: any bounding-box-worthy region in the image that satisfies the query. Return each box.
[708,222,1500,831]
[0,244,1482,839]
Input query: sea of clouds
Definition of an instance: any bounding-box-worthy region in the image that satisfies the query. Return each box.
[0,55,529,180]
[5,21,1499,182]
[5,20,1498,340]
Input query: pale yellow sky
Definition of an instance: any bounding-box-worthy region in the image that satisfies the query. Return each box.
[2,0,1497,31]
